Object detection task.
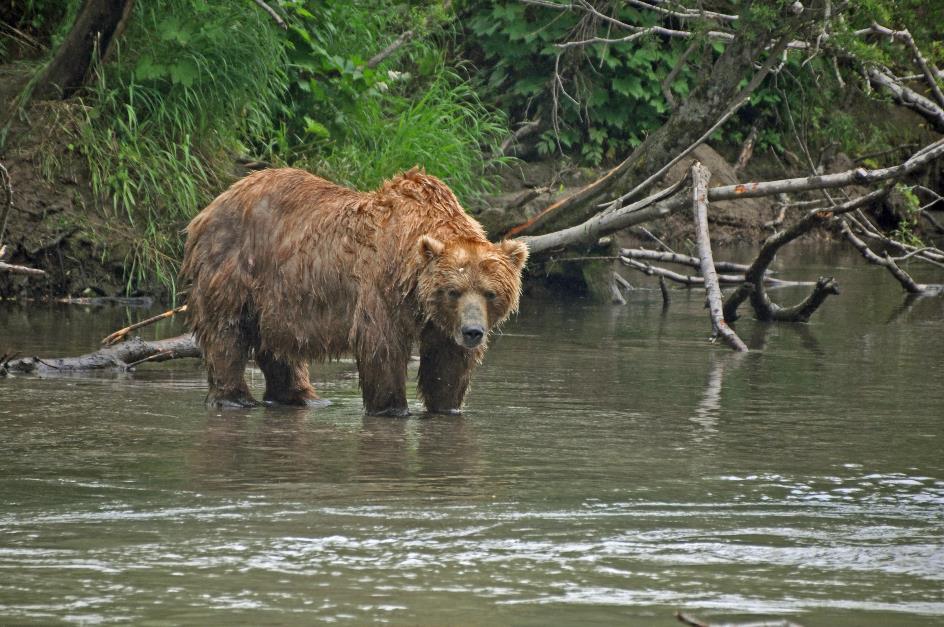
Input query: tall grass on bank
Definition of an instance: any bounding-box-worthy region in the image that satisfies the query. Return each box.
[310,64,509,202]
[78,0,287,293]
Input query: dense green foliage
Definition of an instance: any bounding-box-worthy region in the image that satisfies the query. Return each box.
[461,0,943,164]
[464,2,700,164]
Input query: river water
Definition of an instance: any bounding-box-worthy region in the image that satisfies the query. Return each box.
[1,248,943,625]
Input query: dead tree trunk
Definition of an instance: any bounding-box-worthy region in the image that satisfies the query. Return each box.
[32,0,135,100]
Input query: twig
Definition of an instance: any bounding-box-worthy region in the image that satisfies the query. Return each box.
[497,118,542,157]
[0,261,46,276]
[101,304,187,346]
[367,30,415,68]
[0,162,12,245]
[691,163,748,351]
[251,0,287,29]
[864,23,944,109]
[661,41,697,110]
[839,220,926,293]
[734,124,760,173]
[658,275,670,305]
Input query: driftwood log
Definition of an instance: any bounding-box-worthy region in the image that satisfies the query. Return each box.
[1,333,199,375]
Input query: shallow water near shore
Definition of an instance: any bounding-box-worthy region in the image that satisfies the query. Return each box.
[1,246,943,625]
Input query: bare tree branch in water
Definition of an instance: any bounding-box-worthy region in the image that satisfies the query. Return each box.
[838,221,934,294]
[101,305,187,346]
[676,610,804,627]
[691,163,748,352]
[1,334,199,375]
[721,189,889,323]
[523,138,944,258]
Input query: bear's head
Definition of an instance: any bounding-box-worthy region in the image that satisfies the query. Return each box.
[417,236,529,349]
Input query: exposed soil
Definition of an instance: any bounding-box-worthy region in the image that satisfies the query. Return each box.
[1,64,134,300]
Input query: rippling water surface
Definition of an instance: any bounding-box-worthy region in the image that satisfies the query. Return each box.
[1,248,943,625]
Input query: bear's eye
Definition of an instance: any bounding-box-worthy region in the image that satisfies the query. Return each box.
[483,290,497,301]
[447,289,461,299]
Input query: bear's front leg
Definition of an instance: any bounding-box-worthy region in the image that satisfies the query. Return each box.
[417,323,481,414]
[356,342,411,417]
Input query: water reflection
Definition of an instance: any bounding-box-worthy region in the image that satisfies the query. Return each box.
[188,410,484,494]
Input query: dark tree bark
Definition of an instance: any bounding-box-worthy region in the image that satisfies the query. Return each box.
[32,0,135,100]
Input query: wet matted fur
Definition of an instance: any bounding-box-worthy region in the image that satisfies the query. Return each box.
[181,167,528,415]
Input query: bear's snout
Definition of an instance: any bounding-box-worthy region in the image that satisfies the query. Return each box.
[461,324,485,348]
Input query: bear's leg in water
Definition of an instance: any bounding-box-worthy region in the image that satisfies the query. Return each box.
[417,324,478,414]
[203,330,257,408]
[256,351,323,406]
[356,340,411,417]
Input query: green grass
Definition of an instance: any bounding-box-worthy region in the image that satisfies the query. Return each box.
[75,0,287,294]
[309,63,509,201]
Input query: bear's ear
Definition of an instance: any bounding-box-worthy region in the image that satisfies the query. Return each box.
[419,235,445,261]
[500,239,529,270]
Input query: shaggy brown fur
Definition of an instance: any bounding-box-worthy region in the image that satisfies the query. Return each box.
[181,167,528,415]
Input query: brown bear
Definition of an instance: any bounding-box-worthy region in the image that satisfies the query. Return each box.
[180,167,528,416]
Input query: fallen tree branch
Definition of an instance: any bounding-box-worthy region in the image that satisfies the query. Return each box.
[838,220,928,293]
[102,304,187,345]
[251,0,287,30]
[723,189,889,322]
[866,67,944,133]
[0,260,46,276]
[520,174,690,255]
[691,163,748,351]
[521,138,944,258]
[1,333,200,375]
[863,23,944,109]
[367,29,414,68]
[620,248,758,274]
[620,258,811,288]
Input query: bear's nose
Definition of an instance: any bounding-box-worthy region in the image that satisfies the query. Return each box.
[461,325,485,347]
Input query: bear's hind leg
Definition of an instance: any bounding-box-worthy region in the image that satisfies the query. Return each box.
[203,335,258,408]
[257,351,327,407]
